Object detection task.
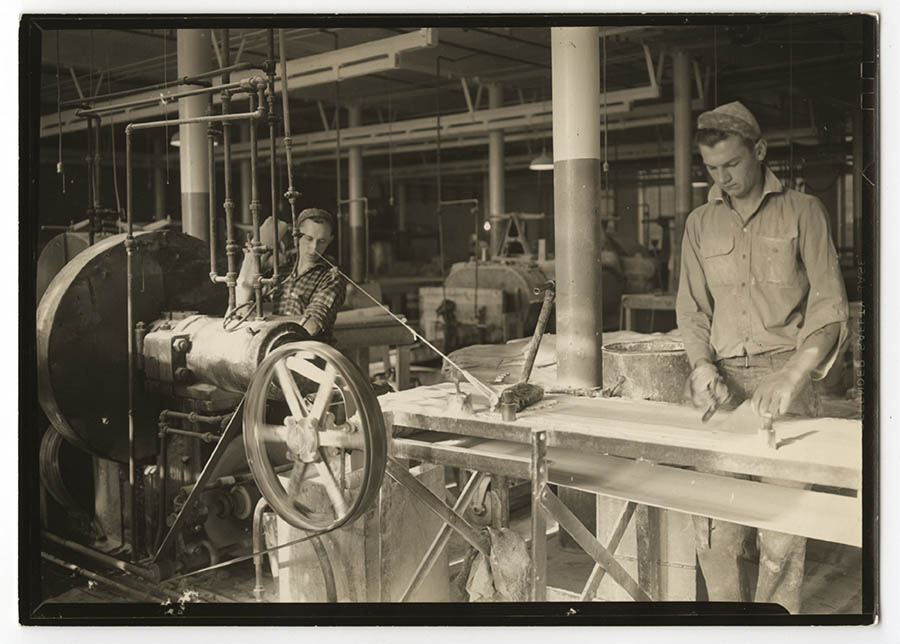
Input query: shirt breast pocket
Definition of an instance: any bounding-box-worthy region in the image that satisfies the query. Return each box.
[701,236,738,287]
[752,235,799,285]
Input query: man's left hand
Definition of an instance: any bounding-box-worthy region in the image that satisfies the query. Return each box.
[750,368,809,418]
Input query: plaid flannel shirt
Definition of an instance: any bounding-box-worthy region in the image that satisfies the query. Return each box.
[271,258,345,340]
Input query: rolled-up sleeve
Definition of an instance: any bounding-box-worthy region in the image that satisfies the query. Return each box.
[303,268,346,333]
[676,213,716,368]
[797,196,850,379]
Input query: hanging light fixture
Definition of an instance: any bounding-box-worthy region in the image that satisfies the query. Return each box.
[529,148,553,171]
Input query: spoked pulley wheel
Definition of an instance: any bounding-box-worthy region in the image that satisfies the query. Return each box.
[243,341,387,532]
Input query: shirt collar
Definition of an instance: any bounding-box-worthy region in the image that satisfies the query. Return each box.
[707,165,784,205]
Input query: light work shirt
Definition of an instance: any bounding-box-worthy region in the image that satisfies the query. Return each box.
[675,166,849,379]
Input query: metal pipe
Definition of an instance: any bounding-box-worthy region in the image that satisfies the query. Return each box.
[672,49,692,293]
[41,551,165,602]
[62,62,258,108]
[159,409,232,426]
[221,30,238,312]
[266,29,280,283]
[74,79,252,117]
[248,90,264,320]
[42,530,157,580]
[207,95,218,278]
[125,127,138,561]
[127,103,265,132]
[279,28,300,252]
[163,426,222,444]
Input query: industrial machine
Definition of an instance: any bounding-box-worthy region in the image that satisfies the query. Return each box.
[37,228,388,580]
[36,29,391,588]
[419,213,626,352]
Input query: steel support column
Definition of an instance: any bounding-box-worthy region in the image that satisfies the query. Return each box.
[177,30,212,241]
[551,27,605,388]
[671,50,693,292]
[348,105,365,282]
[488,84,505,257]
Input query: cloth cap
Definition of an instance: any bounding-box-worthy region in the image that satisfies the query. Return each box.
[297,207,336,231]
[696,101,761,141]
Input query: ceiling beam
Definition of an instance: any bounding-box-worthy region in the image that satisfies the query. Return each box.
[40,29,437,138]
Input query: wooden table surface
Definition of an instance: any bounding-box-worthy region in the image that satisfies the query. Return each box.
[380,382,863,490]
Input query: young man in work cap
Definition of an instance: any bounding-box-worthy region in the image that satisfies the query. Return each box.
[236,208,345,342]
[675,101,849,612]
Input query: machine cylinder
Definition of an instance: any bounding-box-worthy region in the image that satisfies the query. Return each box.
[142,315,307,393]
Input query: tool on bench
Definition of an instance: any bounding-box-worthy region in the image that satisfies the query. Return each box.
[498,280,556,421]
[760,413,778,450]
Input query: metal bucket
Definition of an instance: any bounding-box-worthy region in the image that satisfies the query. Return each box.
[602,339,690,403]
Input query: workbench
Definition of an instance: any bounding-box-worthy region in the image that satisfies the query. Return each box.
[379,383,863,602]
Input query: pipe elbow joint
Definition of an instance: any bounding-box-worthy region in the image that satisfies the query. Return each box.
[241,76,267,91]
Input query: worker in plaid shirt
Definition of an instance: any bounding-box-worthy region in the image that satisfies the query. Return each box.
[236,208,345,342]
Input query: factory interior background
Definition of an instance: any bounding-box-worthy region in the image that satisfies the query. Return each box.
[20,16,876,623]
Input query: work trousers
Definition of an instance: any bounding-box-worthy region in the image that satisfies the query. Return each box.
[693,351,819,615]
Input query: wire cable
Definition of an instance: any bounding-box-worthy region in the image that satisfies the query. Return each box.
[315,249,497,402]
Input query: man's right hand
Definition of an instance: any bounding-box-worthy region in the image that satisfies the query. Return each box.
[686,361,731,412]
[235,245,261,307]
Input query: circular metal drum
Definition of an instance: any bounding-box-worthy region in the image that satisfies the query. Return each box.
[36,232,93,303]
[36,230,227,462]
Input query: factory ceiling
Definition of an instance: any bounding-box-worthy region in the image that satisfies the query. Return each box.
[35,18,868,175]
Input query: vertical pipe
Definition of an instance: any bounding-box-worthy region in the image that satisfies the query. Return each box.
[124,127,137,561]
[266,30,280,280]
[239,123,252,225]
[248,90,265,319]
[177,29,212,241]
[207,95,218,276]
[672,50,693,293]
[551,27,605,389]
[348,104,365,282]
[221,31,238,311]
[153,136,166,220]
[279,28,300,251]
[488,84,505,257]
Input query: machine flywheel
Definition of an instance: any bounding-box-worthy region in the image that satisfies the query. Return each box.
[243,341,387,532]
